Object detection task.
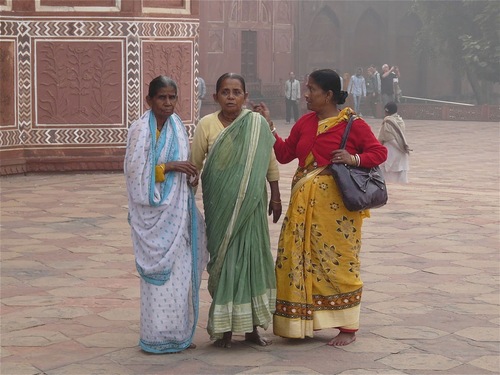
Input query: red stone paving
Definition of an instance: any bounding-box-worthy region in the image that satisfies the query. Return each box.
[1,118,499,375]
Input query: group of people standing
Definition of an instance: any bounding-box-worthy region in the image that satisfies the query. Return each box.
[124,69,391,354]
[288,64,401,120]
[342,64,401,117]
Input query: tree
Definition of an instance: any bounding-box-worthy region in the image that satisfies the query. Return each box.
[412,0,500,104]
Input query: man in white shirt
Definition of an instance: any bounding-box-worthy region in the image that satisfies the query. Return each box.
[381,64,400,105]
[367,65,381,117]
[347,67,366,115]
[197,77,206,124]
[284,72,301,124]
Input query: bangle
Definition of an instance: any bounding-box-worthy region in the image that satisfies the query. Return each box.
[354,154,360,167]
[159,163,166,172]
[269,121,277,134]
[271,200,281,204]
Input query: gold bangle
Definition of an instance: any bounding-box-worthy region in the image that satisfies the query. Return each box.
[271,200,281,204]
[269,121,277,134]
[159,163,166,172]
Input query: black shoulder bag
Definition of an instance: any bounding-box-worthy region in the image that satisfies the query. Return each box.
[329,116,388,211]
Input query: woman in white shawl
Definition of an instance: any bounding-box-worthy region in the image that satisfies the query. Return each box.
[378,101,411,183]
[124,76,208,353]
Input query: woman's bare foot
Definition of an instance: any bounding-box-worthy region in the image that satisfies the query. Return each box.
[245,327,272,346]
[214,331,232,348]
[188,343,196,349]
[328,332,356,346]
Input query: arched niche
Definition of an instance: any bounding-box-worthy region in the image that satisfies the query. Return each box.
[397,12,425,97]
[349,8,385,73]
[305,5,341,73]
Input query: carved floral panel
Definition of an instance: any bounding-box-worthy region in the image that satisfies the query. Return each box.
[0,17,198,153]
[35,40,123,126]
[142,41,193,121]
[209,29,224,53]
[207,0,224,22]
[0,40,15,127]
[274,29,291,53]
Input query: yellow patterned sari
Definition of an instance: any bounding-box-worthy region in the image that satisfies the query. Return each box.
[274,109,368,338]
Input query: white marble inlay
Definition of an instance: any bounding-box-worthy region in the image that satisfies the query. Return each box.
[35,0,121,12]
[142,0,191,15]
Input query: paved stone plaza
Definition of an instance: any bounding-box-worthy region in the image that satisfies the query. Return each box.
[1,118,499,374]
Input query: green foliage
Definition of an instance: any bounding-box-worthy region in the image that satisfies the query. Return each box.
[459,1,500,82]
[412,0,500,102]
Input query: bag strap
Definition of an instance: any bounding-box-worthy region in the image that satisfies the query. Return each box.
[339,115,355,149]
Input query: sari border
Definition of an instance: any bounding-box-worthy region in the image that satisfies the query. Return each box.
[290,165,326,197]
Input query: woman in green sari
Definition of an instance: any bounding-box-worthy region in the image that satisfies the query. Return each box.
[191,73,282,348]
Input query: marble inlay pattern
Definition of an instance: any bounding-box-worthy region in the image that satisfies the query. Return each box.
[0,17,199,149]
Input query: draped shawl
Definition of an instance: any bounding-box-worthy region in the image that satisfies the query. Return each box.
[201,109,275,295]
[379,114,411,154]
[124,110,202,286]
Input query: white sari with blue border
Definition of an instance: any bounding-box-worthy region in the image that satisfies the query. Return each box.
[124,110,208,353]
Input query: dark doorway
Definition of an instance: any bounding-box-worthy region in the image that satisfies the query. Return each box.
[241,30,257,82]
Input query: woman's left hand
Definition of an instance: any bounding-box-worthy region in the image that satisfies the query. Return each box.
[268,200,282,223]
[331,150,354,165]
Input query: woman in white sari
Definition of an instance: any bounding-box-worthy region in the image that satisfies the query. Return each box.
[124,76,208,353]
[378,101,411,184]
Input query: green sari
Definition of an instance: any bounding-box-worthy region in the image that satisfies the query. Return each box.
[202,109,276,340]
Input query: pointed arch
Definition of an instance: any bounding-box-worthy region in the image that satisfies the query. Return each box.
[305,5,341,73]
[350,8,384,72]
[397,12,424,96]
[229,0,239,22]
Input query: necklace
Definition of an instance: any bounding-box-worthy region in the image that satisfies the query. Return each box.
[156,115,167,131]
[218,111,238,127]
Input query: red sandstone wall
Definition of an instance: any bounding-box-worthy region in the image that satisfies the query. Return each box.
[198,0,295,97]
[0,0,200,175]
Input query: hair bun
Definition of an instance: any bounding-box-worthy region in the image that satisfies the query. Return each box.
[337,90,348,105]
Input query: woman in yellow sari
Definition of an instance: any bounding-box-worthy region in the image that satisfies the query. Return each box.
[256,69,387,346]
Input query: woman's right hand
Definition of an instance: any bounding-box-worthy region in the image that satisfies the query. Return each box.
[252,102,272,126]
[163,161,199,178]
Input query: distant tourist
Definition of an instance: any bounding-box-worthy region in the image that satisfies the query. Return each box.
[366,65,381,117]
[378,101,411,183]
[284,71,301,124]
[196,76,206,123]
[347,67,366,115]
[380,64,400,105]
